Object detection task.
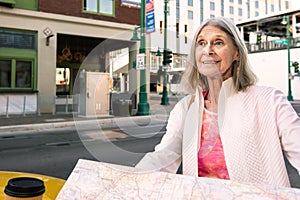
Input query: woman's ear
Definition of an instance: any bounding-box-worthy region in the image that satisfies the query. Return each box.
[234,51,239,61]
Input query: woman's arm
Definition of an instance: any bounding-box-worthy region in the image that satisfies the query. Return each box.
[135,95,191,173]
[275,89,300,174]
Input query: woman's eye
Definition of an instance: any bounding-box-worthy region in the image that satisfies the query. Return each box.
[214,41,224,46]
[197,41,205,46]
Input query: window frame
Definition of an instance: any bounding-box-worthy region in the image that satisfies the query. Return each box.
[210,2,215,11]
[0,28,37,92]
[238,8,242,16]
[83,0,115,17]
[0,57,35,91]
[255,0,259,8]
[230,6,234,14]
[188,10,193,19]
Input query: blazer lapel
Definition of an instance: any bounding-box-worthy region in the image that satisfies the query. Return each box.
[182,89,203,176]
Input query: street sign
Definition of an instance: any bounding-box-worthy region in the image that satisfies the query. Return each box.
[136,53,145,70]
[273,39,288,45]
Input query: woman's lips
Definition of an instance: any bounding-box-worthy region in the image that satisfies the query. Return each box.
[202,60,220,64]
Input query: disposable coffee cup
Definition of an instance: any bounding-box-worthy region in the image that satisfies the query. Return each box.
[4,177,45,200]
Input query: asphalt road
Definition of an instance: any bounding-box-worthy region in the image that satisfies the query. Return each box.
[0,125,164,180]
[0,96,299,188]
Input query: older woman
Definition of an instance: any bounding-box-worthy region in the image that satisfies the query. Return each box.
[135,17,300,187]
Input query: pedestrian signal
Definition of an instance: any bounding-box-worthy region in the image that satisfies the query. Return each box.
[292,61,299,73]
[163,49,172,65]
[256,32,262,45]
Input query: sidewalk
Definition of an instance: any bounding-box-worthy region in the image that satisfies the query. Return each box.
[0,93,179,133]
[2,95,299,134]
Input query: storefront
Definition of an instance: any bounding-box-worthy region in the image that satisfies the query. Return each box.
[0,7,137,115]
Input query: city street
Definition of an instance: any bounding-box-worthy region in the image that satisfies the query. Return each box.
[0,120,300,189]
[0,124,165,180]
[0,94,299,189]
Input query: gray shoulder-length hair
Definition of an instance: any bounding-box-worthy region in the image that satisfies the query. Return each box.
[180,17,257,94]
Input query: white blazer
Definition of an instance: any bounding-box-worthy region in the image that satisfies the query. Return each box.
[136,78,300,187]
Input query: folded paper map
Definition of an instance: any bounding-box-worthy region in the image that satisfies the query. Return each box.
[56,159,300,199]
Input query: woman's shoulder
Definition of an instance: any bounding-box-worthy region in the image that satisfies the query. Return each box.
[244,84,286,101]
[249,84,284,94]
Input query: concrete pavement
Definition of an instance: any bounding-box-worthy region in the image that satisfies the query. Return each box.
[0,93,179,134]
[1,94,300,134]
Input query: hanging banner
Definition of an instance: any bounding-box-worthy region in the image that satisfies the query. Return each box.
[121,0,155,33]
[146,0,155,33]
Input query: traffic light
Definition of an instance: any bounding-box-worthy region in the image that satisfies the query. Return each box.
[292,61,299,73]
[256,32,262,45]
[163,49,172,65]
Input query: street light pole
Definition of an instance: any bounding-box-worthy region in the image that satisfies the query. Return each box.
[136,0,150,115]
[284,15,294,101]
[161,0,169,105]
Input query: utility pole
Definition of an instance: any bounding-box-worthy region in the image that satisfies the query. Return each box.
[161,0,170,105]
[282,15,293,101]
[136,0,150,115]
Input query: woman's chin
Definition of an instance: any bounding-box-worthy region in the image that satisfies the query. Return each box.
[199,66,221,78]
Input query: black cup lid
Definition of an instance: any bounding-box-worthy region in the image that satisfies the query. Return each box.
[4,177,45,197]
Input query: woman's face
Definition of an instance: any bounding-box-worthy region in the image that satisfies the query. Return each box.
[195,25,239,80]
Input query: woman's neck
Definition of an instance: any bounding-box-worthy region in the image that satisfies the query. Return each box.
[205,78,222,113]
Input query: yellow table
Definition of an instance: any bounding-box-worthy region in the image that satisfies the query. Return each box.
[0,171,65,199]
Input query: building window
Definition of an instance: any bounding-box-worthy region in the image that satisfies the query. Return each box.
[176,0,179,6]
[210,2,215,10]
[210,14,215,18]
[0,60,11,87]
[238,0,242,4]
[184,25,188,43]
[285,0,289,9]
[229,0,234,2]
[0,29,36,50]
[176,23,179,38]
[0,59,33,89]
[176,7,179,19]
[200,0,204,23]
[160,21,163,34]
[221,0,224,16]
[83,0,114,16]
[0,28,37,91]
[16,61,32,88]
[271,4,274,12]
[209,2,215,10]
[230,6,234,14]
[188,0,193,6]
[238,8,242,16]
[255,11,259,16]
[255,0,259,8]
[188,10,193,19]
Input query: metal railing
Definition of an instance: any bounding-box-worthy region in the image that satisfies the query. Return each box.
[54,94,80,115]
[246,37,300,53]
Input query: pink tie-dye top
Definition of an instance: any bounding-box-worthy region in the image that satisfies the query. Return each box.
[198,108,230,180]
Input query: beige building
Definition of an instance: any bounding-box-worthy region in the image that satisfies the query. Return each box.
[0,1,140,115]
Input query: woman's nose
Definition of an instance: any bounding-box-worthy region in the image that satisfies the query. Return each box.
[203,44,214,55]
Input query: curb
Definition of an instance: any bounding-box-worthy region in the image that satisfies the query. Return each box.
[0,114,169,134]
